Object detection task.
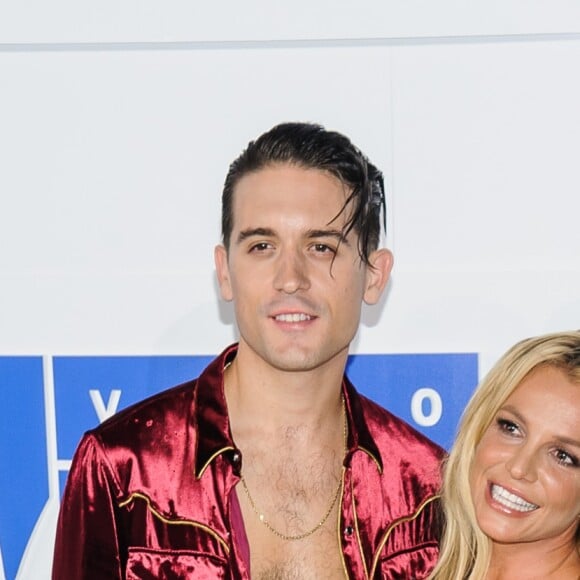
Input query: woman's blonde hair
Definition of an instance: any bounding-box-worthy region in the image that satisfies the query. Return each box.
[429,330,580,580]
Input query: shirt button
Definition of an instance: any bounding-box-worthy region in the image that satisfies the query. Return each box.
[231,451,241,465]
[344,525,354,538]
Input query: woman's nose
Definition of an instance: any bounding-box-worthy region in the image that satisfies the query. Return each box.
[505,445,538,482]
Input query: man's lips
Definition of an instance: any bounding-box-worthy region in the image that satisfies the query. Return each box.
[273,312,314,323]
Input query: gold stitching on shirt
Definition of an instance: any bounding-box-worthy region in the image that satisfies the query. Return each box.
[118,492,230,554]
[368,494,440,578]
[357,446,382,474]
[197,445,236,479]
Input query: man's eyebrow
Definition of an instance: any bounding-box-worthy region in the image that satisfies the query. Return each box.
[236,228,275,244]
[307,229,350,245]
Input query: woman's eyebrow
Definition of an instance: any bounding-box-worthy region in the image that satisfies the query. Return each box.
[498,405,527,425]
[501,404,580,447]
[553,435,580,449]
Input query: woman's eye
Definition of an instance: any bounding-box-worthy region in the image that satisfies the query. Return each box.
[553,449,579,467]
[497,418,520,435]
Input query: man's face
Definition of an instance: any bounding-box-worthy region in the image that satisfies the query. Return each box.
[215,163,392,374]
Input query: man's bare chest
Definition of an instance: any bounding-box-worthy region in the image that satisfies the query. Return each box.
[237,451,345,579]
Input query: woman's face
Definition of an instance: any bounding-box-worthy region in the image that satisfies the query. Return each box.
[470,365,580,548]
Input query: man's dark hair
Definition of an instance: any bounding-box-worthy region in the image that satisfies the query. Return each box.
[221,122,386,266]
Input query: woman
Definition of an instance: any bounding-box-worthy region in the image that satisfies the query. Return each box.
[430,331,580,579]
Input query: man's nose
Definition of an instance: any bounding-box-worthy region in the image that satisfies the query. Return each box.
[273,250,310,294]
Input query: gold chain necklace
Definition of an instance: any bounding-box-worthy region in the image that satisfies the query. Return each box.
[239,397,347,541]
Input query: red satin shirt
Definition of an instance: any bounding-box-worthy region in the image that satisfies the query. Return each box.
[53,344,444,579]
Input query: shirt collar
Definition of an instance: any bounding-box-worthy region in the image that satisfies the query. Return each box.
[194,343,383,478]
[194,344,238,478]
[342,376,383,473]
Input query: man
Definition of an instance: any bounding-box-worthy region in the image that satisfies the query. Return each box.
[53,122,444,579]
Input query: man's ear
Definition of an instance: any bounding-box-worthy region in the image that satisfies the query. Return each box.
[214,244,234,302]
[363,249,393,305]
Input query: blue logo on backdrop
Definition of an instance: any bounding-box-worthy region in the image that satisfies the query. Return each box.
[53,355,214,488]
[346,353,478,450]
[0,352,477,579]
[0,358,47,580]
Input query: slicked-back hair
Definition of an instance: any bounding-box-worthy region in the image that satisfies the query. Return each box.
[221,122,386,266]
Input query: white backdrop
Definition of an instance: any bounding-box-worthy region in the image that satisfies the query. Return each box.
[1,3,580,578]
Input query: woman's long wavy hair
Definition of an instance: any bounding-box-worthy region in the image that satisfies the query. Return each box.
[430,330,580,580]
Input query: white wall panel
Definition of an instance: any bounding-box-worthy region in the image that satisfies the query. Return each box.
[380,38,580,362]
[2,1,580,44]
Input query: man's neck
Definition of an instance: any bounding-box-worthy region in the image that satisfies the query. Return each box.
[224,341,347,436]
